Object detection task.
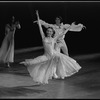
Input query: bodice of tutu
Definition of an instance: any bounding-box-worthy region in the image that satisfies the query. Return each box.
[43,38,54,57]
[52,41,60,54]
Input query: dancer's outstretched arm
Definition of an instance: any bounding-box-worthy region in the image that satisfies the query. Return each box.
[65,22,86,32]
[36,10,45,40]
[34,19,54,28]
[39,19,54,28]
[34,14,54,28]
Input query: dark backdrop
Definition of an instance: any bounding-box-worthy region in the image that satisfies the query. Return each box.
[0,2,100,55]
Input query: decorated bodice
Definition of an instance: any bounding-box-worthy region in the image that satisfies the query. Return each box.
[43,37,55,57]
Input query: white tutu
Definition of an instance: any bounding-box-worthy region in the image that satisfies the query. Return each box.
[21,51,81,84]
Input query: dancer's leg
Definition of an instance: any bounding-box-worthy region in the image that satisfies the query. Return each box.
[60,40,69,56]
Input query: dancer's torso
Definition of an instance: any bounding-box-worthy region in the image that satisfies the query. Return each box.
[6,26,15,40]
[53,24,67,50]
[43,37,55,57]
[53,23,66,40]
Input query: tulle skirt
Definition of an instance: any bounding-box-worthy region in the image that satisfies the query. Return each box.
[22,51,81,84]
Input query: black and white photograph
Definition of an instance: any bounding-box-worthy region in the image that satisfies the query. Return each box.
[0,1,100,99]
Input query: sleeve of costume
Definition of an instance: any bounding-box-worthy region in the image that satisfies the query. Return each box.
[40,19,55,28]
[69,23,84,32]
[63,24,71,30]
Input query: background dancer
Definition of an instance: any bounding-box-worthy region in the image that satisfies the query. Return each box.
[0,16,21,67]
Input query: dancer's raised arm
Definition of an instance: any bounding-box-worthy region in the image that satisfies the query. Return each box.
[36,10,45,40]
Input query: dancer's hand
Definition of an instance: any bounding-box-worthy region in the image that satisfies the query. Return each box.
[82,25,86,29]
[36,10,39,16]
[78,24,86,29]
[71,22,76,25]
[34,10,40,24]
[33,20,38,23]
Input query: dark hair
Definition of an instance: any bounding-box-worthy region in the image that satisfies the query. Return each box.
[55,16,63,23]
[47,27,54,31]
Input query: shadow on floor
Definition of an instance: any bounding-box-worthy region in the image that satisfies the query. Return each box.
[0,63,29,76]
[0,85,46,98]
[65,69,100,93]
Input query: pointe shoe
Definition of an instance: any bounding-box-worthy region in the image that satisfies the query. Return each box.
[37,82,41,85]
[20,61,25,64]
[20,61,28,65]
[7,63,10,68]
[54,74,58,78]
[61,77,65,79]
[43,82,48,85]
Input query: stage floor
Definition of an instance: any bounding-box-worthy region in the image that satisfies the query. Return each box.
[0,49,100,99]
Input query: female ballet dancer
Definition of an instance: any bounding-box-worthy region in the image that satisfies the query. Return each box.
[0,17,21,67]
[20,11,81,84]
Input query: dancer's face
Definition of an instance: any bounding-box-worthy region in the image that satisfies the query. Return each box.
[46,28,53,37]
[55,17,61,25]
